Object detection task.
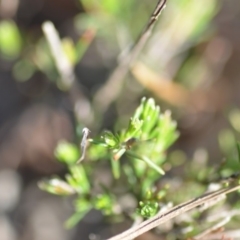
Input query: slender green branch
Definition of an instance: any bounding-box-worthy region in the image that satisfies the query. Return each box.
[127,150,165,175]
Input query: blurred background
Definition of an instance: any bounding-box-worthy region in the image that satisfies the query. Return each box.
[1,0,240,239]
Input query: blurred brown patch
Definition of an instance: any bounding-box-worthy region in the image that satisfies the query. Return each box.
[0,105,73,174]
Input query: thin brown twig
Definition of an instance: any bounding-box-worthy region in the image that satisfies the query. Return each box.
[107,184,240,240]
[93,0,167,113]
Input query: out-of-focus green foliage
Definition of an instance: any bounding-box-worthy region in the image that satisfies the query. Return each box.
[216,108,240,176]
[93,193,116,215]
[38,178,76,196]
[236,142,240,165]
[62,38,78,65]
[54,141,80,165]
[218,129,236,155]
[12,59,35,82]
[0,20,22,59]
[150,0,219,87]
[172,0,218,39]
[0,0,220,95]
[65,198,91,229]
[229,108,240,133]
[173,0,218,86]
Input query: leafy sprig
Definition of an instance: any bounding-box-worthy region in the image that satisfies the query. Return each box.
[39,97,179,226]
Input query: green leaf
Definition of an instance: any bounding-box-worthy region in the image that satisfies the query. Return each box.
[127,151,165,175]
[102,131,119,148]
[65,199,91,228]
[133,97,146,119]
[55,141,80,164]
[93,193,115,215]
[141,105,160,136]
[87,143,109,161]
[124,117,143,140]
[69,165,90,194]
[142,98,155,120]
[137,201,159,218]
[38,178,75,196]
[0,20,22,59]
[65,211,88,229]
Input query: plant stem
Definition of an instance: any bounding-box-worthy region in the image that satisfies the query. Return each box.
[93,0,168,114]
[107,184,240,240]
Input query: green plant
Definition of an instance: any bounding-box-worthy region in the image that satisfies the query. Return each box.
[39,97,179,228]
